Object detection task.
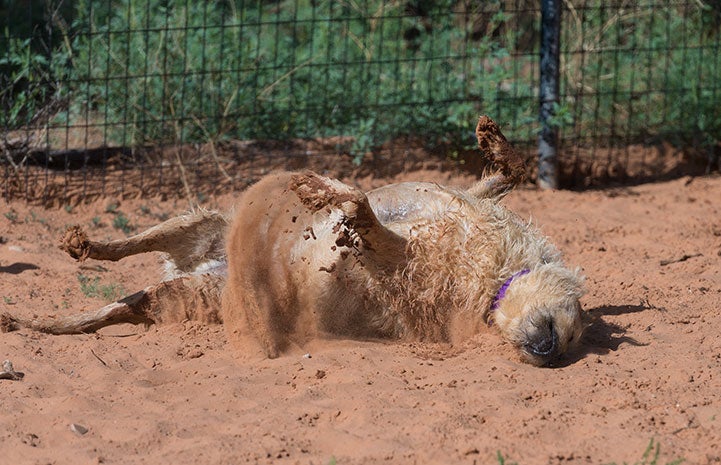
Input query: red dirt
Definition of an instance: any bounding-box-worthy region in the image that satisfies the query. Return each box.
[1,168,720,464]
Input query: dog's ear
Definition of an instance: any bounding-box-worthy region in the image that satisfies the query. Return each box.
[554,266,587,304]
[564,266,586,299]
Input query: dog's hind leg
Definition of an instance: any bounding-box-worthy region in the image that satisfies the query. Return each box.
[1,274,224,335]
[60,209,228,273]
[468,115,528,199]
[5,211,228,335]
[289,171,408,271]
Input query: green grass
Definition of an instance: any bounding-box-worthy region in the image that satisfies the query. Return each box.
[497,450,519,465]
[2,1,719,163]
[112,212,133,234]
[105,202,119,214]
[77,274,125,302]
[603,439,684,465]
[496,439,683,465]
[54,0,510,160]
[3,210,18,223]
[24,211,48,225]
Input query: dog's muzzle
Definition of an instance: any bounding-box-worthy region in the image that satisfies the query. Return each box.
[524,320,559,364]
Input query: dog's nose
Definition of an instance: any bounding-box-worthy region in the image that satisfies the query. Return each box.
[525,321,558,360]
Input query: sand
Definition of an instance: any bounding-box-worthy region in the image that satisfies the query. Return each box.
[1,170,720,464]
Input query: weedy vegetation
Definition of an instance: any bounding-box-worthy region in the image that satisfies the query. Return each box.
[2,0,718,165]
[77,273,125,302]
[495,439,683,465]
[112,212,133,234]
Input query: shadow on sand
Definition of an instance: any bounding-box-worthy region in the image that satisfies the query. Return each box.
[552,304,652,367]
[0,262,39,274]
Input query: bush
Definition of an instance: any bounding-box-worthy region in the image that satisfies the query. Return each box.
[62,0,528,159]
[559,1,721,147]
[2,0,719,161]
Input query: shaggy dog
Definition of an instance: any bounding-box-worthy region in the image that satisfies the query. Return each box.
[2,117,585,366]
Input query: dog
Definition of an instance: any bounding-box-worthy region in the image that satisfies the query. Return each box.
[2,117,585,366]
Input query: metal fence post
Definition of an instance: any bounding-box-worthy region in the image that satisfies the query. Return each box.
[538,0,561,189]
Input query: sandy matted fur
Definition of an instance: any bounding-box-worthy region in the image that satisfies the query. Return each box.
[2,116,585,366]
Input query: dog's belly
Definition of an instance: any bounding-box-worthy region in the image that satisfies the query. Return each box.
[289,209,399,339]
[367,182,454,224]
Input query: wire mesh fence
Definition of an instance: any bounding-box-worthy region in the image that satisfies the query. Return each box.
[1,0,720,204]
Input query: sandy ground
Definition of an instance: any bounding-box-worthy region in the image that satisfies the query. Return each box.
[1,169,720,465]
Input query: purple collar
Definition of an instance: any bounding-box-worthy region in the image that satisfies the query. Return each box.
[490,269,531,313]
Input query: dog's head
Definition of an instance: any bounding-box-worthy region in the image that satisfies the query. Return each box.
[491,264,585,366]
